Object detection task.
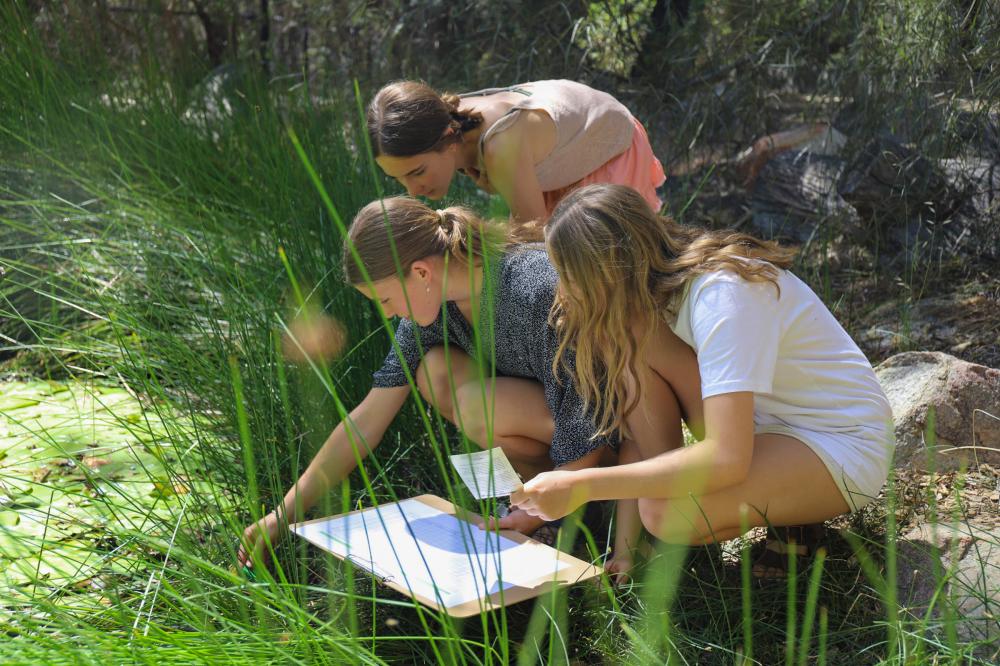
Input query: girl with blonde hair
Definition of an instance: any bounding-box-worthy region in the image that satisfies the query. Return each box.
[512,184,893,574]
[367,79,665,231]
[239,195,702,571]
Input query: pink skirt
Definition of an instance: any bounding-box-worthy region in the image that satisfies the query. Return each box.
[542,116,666,217]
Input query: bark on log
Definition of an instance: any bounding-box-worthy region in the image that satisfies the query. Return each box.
[940,156,1000,258]
[750,133,998,259]
[735,123,833,188]
[750,151,858,242]
[838,136,964,223]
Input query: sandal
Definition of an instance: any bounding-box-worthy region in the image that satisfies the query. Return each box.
[751,524,824,580]
[531,519,563,548]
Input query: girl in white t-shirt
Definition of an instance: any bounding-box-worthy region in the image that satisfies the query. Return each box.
[511,184,893,571]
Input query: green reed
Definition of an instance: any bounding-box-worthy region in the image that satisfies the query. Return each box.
[3,1,999,664]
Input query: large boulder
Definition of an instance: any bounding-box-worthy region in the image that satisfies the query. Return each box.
[875,352,1000,471]
[896,519,1000,650]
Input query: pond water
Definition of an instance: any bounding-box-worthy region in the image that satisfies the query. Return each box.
[0,379,232,608]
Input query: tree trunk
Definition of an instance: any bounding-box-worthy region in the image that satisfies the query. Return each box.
[650,0,691,30]
[630,0,693,80]
[193,1,231,68]
[259,0,270,76]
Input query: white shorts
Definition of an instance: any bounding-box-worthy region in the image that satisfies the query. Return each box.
[756,424,894,511]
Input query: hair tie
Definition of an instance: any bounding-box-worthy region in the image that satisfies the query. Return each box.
[435,209,448,227]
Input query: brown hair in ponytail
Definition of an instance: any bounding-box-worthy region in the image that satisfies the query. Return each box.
[367,81,484,157]
[343,196,508,284]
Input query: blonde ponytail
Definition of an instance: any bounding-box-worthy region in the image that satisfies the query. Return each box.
[344,197,509,284]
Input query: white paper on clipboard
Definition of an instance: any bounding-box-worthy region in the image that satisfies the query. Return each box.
[290,498,566,608]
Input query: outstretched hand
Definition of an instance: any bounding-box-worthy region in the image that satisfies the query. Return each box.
[237,511,286,570]
[510,469,588,522]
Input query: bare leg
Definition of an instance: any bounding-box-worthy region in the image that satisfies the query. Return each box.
[608,366,689,576]
[627,364,686,459]
[607,439,644,582]
[416,346,554,478]
[637,433,850,545]
[452,379,554,479]
[417,346,555,535]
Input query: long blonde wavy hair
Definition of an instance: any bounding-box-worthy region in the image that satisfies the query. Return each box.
[547,184,798,440]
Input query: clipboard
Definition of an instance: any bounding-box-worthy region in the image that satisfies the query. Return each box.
[289,494,603,617]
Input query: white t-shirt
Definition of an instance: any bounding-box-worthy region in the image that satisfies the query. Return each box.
[670,267,892,435]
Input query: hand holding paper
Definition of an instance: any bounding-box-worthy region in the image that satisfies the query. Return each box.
[449,447,523,499]
[510,469,587,522]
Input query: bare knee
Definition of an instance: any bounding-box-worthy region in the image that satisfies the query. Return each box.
[452,382,490,446]
[626,370,685,459]
[638,498,667,539]
[416,347,459,418]
[638,498,719,545]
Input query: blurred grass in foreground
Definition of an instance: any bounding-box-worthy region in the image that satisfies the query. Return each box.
[2,2,998,664]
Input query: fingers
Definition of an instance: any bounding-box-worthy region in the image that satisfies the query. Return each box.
[486,509,537,530]
[607,563,631,584]
[509,500,540,518]
[238,517,281,569]
[510,475,542,506]
[496,514,518,530]
[602,559,633,587]
[511,498,535,512]
[509,486,527,506]
[485,515,521,531]
[236,534,247,561]
[237,536,258,569]
[486,514,519,531]
[237,528,254,568]
[509,487,536,512]
[509,489,546,519]
[241,537,272,570]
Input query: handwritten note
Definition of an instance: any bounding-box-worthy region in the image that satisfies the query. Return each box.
[449,447,522,499]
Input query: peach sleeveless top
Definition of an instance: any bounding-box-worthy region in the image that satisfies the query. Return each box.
[461,80,635,191]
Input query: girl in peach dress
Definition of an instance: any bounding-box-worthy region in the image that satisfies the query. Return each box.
[367,79,665,232]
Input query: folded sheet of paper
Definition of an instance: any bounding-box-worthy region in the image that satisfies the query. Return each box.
[291,498,566,608]
[449,447,522,499]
